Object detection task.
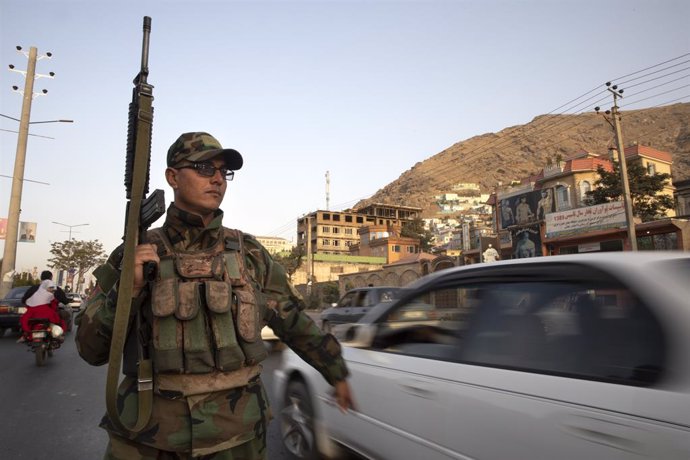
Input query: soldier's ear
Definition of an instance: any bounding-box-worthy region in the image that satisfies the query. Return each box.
[165,167,178,189]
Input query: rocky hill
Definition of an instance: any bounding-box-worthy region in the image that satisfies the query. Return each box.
[356,103,690,218]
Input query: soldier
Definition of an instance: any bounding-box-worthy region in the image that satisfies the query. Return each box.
[76,132,354,459]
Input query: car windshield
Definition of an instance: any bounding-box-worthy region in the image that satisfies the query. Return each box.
[6,287,29,300]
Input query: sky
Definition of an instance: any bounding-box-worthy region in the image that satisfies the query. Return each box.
[1,0,689,273]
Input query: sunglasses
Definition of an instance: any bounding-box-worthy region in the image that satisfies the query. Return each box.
[176,162,235,180]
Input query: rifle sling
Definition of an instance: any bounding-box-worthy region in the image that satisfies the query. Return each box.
[105,93,154,433]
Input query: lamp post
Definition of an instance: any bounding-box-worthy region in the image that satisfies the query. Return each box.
[52,222,89,241]
[0,45,72,298]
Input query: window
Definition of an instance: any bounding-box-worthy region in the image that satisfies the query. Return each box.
[579,181,591,201]
[372,274,666,387]
[647,163,656,175]
[322,213,331,220]
[357,217,364,223]
[332,227,340,234]
[322,239,331,246]
[322,226,330,233]
[333,214,341,221]
[392,245,401,253]
[555,185,571,210]
[407,245,416,253]
[345,216,353,223]
[345,228,353,235]
[333,240,340,247]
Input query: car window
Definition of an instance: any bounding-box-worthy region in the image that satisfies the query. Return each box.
[371,275,667,388]
[460,281,666,387]
[337,292,356,308]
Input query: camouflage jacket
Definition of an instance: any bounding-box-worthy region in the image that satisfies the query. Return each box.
[76,204,349,455]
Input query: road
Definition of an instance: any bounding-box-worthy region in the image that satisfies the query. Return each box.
[0,324,291,459]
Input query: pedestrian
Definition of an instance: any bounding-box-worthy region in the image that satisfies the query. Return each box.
[76,132,355,459]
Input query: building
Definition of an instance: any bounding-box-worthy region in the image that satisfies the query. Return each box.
[349,223,420,264]
[255,236,293,255]
[296,203,422,258]
[674,178,690,218]
[490,144,686,258]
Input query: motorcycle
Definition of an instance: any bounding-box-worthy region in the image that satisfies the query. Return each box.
[17,307,65,367]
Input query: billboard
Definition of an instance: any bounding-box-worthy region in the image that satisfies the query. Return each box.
[511,225,543,258]
[18,221,37,243]
[499,188,554,230]
[0,218,6,240]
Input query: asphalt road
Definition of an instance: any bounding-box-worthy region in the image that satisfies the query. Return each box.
[0,324,291,459]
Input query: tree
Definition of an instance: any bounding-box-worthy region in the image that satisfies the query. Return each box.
[401,217,435,252]
[273,246,303,282]
[584,162,674,222]
[47,239,107,292]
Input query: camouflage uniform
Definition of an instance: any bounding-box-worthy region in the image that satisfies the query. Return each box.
[76,204,349,459]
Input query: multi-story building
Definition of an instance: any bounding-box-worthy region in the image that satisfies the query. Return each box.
[296,203,422,257]
[349,223,420,264]
[255,236,293,255]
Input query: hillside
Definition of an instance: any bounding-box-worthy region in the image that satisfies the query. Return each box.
[356,103,690,217]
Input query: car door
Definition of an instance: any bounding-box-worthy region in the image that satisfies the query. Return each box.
[330,291,356,324]
[323,286,468,459]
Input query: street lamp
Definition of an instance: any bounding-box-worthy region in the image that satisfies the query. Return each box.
[0,46,72,298]
[52,222,90,241]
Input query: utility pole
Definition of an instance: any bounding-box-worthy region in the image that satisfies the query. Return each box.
[595,82,637,251]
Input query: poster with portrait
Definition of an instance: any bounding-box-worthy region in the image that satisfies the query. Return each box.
[18,221,37,243]
[511,225,542,258]
[499,190,543,229]
[535,187,555,220]
[0,218,7,240]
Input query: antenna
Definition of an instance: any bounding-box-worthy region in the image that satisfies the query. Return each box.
[325,170,330,210]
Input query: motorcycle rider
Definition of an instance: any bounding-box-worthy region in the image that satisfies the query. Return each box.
[18,279,66,342]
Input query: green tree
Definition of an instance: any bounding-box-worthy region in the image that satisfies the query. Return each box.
[401,217,435,252]
[273,246,303,282]
[584,162,674,222]
[47,239,107,292]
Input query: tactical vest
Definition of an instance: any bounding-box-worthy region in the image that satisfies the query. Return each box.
[147,228,268,375]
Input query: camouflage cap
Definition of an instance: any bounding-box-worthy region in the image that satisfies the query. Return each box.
[167,132,243,170]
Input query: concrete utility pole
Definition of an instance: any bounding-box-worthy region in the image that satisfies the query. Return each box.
[1,46,69,298]
[596,82,637,251]
[1,47,38,298]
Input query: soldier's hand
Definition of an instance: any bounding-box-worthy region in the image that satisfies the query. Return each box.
[333,379,356,413]
[132,243,159,297]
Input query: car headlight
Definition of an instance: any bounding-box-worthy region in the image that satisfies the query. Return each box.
[17,306,27,315]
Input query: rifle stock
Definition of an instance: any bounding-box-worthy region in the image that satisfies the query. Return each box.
[106,16,163,433]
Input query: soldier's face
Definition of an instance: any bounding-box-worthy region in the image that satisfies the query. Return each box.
[167,157,228,219]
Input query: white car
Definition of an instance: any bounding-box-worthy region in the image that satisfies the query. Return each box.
[274,252,690,460]
[65,292,83,312]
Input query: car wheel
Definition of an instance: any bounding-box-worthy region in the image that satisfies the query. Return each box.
[281,380,319,460]
[322,321,332,333]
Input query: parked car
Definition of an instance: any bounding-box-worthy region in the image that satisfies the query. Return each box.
[275,252,690,460]
[0,285,73,337]
[65,292,83,312]
[320,286,401,333]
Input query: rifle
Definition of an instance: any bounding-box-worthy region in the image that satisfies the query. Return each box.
[106,16,165,433]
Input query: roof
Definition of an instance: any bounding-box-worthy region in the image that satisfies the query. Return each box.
[624,144,673,163]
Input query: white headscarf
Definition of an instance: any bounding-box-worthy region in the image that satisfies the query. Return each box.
[26,280,56,307]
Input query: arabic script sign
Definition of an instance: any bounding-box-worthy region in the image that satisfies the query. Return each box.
[545,201,626,238]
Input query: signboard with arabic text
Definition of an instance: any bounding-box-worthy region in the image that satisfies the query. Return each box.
[545,201,626,239]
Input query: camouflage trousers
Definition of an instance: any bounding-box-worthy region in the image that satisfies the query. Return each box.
[104,432,267,460]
